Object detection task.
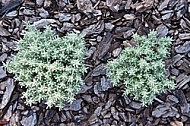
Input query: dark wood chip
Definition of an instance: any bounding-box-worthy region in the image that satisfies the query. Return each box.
[0,0,22,16]
[175,41,190,53]
[93,32,113,61]
[174,90,189,114]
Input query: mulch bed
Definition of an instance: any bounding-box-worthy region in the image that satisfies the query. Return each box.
[0,0,190,125]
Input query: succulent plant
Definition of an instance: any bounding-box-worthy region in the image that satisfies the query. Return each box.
[107,31,175,106]
[4,24,87,109]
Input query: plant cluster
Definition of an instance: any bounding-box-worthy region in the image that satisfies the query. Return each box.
[107,31,175,106]
[5,24,87,109]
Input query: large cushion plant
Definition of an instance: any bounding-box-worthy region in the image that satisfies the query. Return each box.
[5,24,87,109]
[107,31,175,106]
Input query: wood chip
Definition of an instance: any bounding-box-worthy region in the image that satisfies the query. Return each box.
[0,26,11,36]
[170,120,183,126]
[179,33,190,40]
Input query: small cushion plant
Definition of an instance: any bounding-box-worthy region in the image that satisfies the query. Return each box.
[4,24,87,109]
[107,31,175,106]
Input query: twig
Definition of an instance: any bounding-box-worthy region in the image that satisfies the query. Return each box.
[154,97,164,104]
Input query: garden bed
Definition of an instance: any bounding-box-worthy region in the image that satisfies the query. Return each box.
[0,0,190,125]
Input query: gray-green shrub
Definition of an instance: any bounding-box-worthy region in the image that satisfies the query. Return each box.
[4,24,87,109]
[107,31,175,106]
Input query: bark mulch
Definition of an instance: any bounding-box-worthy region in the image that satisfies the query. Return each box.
[0,0,190,125]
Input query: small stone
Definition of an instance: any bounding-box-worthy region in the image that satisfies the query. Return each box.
[70,99,82,111]
[112,47,122,57]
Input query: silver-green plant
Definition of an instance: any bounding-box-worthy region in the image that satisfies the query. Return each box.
[107,31,175,106]
[4,24,87,109]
